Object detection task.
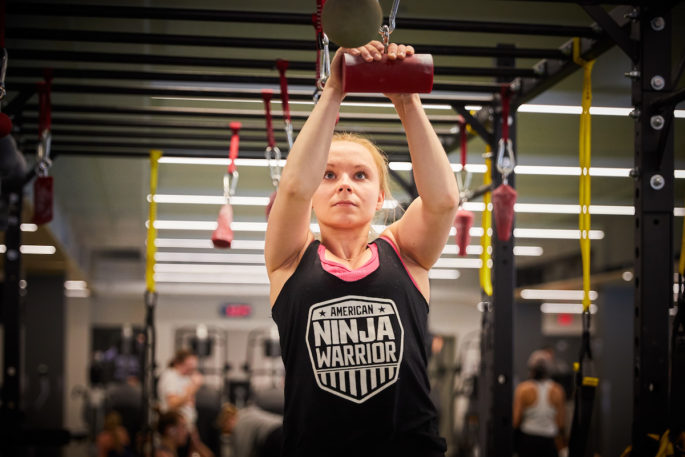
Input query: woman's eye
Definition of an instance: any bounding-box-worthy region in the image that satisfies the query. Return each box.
[324,171,335,179]
[355,171,367,179]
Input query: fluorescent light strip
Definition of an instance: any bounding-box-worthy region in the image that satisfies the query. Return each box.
[155,252,265,264]
[154,263,267,274]
[434,257,482,269]
[428,269,461,280]
[521,289,599,301]
[156,238,265,250]
[151,194,398,209]
[540,302,598,314]
[0,245,56,255]
[518,104,685,118]
[154,272,271,284]
[158,157,685,180]
[151,195,681,217]
[65,289,91,298]
[21,223,38,232]
[64,280,88,290]
[150,220,604,240]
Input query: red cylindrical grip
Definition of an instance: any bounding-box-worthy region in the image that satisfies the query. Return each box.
[342,54,434,94]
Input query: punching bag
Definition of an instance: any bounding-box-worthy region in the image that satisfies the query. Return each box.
[322,0,382,49]
[454,209,474,256]
[492,184,517,241]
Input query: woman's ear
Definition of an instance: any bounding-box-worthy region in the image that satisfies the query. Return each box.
[376,190,385,211]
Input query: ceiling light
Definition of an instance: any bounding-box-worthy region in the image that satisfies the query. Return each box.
[155,252,265,264]
[428,269,461,280]
[513,246,544,256]
[64,280,88,290]
[622,271,633,282]
[434,258,482,269]
[513,228,604,239]
[154,263,267,274]
[540,302,598,314]
[154,272,270,284]
[65,289,91,298]
[521,289,599,301]
[0,245,57,255]
[155,238,265,250]
[20,223,38,232]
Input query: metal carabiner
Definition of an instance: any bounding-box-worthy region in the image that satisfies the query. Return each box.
[496,138,515,184]
[379,0,401,53]
[318,33,331,91]
[265,146,282,188]
[223,172,239,202]
[36,131,52,177]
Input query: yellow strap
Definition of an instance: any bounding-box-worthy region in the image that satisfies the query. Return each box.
[480,145,493,296]
[575,38,596,313]
[146,149,163,293]
[582,376,599,387]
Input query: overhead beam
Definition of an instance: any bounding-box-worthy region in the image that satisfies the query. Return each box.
[18,103,464,125]
[8,71,503,94]
[6,28,570,60]
[7,3,600,37]
[512,5,634,105]
[581,5,638,62]
[9,54,540,79]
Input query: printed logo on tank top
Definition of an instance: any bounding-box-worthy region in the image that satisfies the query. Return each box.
[305,295,405,403]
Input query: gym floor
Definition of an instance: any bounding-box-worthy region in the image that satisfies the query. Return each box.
[1,1,684,456]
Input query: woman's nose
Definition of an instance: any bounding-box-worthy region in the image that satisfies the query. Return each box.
[337,174,352,192]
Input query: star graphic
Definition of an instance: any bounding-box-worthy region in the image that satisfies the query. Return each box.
[319,310,326,317]
[379,306,386,313]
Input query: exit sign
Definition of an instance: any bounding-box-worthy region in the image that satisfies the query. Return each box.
[220,303,252,318]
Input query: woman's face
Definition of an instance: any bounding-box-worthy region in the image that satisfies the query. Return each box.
[312,141,384,230]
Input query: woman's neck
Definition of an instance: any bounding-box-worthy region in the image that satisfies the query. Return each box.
[320,226,372,265]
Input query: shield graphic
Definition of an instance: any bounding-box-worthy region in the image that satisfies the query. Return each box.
[306,295,405,403]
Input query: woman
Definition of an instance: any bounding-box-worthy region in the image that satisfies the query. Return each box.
[156,411,190,457]
[265,40,459,457]
[513,350,567,457]
[96,411,133,457]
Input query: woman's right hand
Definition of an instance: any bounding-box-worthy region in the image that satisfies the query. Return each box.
[325,41,386,99]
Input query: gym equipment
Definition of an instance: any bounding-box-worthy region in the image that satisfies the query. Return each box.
[212,122,241,248]
[479,147,493,297]
[139,149,162,457]
[492,85,516,242]
[454,119,474,257]
[342,53,434,94]
[32,73,54,225]
[568,39,598,457]
[321,0,382,49]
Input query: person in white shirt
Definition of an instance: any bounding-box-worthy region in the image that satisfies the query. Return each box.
[158,349,214,457]
[513,350,567,457]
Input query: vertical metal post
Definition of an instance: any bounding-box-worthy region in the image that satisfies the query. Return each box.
[478,44,515,457]
[631,6,673,454]
[1,189,23,444]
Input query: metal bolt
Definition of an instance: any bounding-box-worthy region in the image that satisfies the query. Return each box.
[624,8,639,20]
[8,215,18,226]
[648,383,655,392]
[7,250,18,261]
[7,367,16,376]
[624,70,640,79]
[629,167,640,178]
[629,109,641,119]
[497,375,506,384]
[650,75,665,91]
[650,115,665,130]
[650,17,665,31]
[650,174,665,190]
[9,193,19,204]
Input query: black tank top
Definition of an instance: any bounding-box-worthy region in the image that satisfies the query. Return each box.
[272,238,446,457]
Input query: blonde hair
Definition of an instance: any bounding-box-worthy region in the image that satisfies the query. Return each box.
[217,402,238,428]
[331,132,392,202]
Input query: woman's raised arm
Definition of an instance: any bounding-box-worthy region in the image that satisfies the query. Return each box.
[384,87,460,270]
